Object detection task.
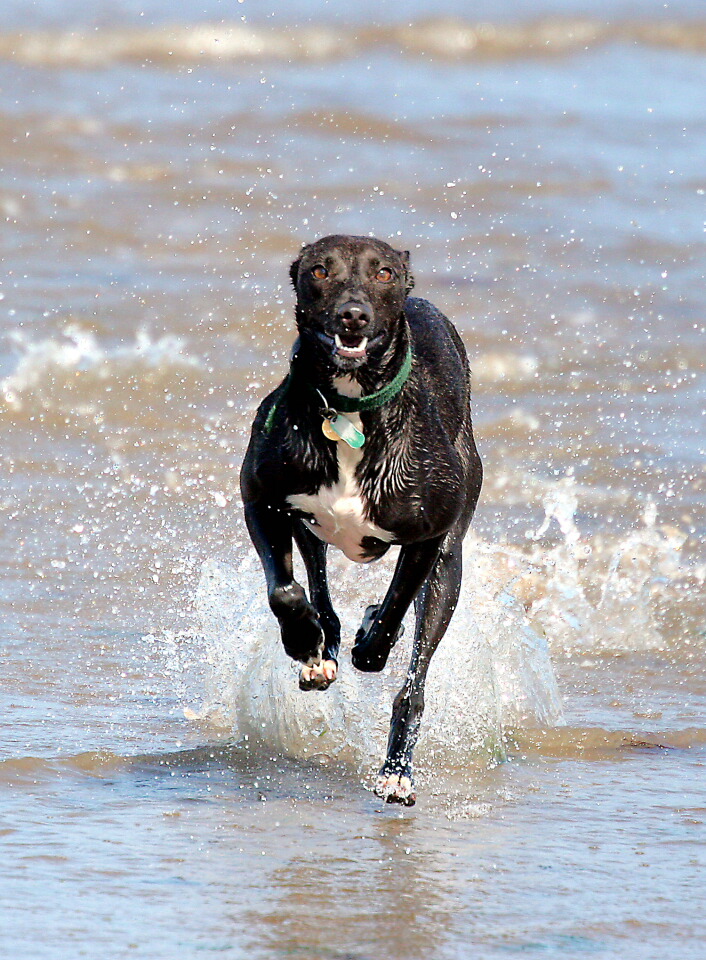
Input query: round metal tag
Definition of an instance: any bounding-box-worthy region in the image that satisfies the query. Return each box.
[321,418,340,442]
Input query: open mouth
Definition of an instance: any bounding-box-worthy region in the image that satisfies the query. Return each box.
[334,333,368,359]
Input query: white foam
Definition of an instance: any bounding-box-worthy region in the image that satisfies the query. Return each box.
[1,20,698,69]
[472,351,539,386]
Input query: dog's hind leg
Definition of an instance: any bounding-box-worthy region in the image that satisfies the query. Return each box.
[375,532,463,806]
[351,536,444,673]
[293,521,340,691]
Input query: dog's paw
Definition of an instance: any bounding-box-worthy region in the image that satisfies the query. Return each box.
[299,659,338,691]
[374,772,416,807]
[282,619,324,665]
[351,639,390,672]
[351,606,404,673]
[273,586,325,665]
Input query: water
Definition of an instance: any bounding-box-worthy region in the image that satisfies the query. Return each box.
[1,0,705,957]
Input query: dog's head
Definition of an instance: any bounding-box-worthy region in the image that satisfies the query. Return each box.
[289,235,414,373]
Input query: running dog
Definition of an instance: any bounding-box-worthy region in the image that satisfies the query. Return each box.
[240,234,482,805]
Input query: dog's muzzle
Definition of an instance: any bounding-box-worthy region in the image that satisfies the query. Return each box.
[332,300,373,361]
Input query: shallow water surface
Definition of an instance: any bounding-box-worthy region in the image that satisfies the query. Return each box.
[1,0,705,957]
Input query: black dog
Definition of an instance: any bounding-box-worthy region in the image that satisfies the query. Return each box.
[240,235,482,805]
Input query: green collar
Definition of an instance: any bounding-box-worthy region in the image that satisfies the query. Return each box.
[320,345,413,414]
[261,345,413,436]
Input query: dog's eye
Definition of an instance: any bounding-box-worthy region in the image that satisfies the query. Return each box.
[311,265,328,280]
[376,267,393,283]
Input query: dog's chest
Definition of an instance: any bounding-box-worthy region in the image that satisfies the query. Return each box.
[287,414,393,563]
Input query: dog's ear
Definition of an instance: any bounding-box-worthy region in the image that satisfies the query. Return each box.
[399,250,415,293]
[289,257,301,289]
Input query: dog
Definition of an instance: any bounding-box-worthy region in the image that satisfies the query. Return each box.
[240,235,482,805]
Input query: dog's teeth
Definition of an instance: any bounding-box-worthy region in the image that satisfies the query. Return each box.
[334,335,368,357]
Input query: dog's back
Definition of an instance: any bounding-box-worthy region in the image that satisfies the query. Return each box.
[404,296,475,443]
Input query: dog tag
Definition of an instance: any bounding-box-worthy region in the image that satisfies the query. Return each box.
[322,414,365,448]
[321,418,339,442]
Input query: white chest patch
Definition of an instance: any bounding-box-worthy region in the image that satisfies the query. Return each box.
[287,413,393,563]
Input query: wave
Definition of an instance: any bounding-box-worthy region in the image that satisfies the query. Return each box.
[4,721,703,790]
[472,351,539,388]
[509,725,706,759]
[0,742,263,787]
[0,750,128,786]
[0,325,203,421]
[0,18,704,69]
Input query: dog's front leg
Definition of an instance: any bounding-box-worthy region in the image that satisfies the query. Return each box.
[351,536,444,673]
[244,501,324,667]
[293,521,340,691]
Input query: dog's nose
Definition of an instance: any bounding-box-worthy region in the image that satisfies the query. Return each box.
[336,301,371,331]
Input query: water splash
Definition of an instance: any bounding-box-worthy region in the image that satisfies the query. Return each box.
[520,478,688,652]
[170,477,700,771]
[191,536,563,774]
[185,477,695,772]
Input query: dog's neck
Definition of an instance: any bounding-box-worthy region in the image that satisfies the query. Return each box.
[332,375,363,399]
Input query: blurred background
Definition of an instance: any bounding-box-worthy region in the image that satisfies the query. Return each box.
[1,1,705,958]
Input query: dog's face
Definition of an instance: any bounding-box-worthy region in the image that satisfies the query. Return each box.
[290,235,413,372]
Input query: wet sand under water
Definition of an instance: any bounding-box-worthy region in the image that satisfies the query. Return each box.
[1,0,706,957]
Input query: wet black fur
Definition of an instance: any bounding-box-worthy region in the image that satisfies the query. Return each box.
[240,235,482,804]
